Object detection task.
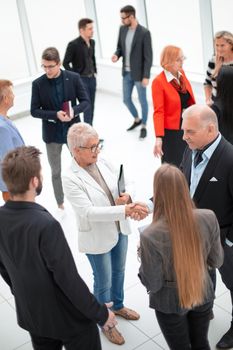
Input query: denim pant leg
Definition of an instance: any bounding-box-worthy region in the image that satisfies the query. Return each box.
[45,143,64,206]
[86,251,112,304]
[86,233,128,309]
[111,233,128,310]
[81,77,96,125]
[135,81,148,125]
[123,72,139,119]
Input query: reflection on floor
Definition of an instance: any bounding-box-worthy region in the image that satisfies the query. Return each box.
[0,91,231,349]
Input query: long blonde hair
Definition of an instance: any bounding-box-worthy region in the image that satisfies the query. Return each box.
[153,164,205,308]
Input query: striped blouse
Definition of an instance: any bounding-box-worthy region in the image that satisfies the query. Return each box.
[204,56,233,97]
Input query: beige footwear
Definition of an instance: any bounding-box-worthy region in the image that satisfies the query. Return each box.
[102,326,125,345]
[114,307,140,320]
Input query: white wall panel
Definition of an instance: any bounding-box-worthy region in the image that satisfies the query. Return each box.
[146,0,204,75]
[0,0,29,80]
[24,0,86,71]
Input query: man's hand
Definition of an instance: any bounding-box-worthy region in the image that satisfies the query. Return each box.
[141,78,149,87]
[111,54,118,63]
[57,110,72,122]
[125,202,149,221]
[102,302,117,331]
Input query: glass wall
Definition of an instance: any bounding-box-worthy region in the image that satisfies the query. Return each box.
[24,0,86,71]
[1,0,233,84]
[211,0,233,34]
[146,0,204,75]
[0,0,29,80]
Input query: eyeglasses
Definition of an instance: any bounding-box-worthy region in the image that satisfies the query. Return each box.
[41,64,58,70]
[79,141,103,153]
[121,14,130,20]
[176,56,187,62]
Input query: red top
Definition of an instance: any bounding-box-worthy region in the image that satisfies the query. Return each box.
[152,69,195,137]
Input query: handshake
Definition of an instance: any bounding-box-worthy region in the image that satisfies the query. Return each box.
[125,202,149,221]
[115,193,149,221]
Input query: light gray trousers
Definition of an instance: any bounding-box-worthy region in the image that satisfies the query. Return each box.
[46,142,64,206]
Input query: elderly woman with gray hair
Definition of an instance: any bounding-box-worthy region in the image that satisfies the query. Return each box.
[62,122,147,346]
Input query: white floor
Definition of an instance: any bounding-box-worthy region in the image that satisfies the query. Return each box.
[0,90,231,350]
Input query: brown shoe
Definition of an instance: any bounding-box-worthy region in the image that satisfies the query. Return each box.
[102,326,125,345]
[114,307,140,320]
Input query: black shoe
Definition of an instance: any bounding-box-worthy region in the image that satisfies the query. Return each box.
[127,119,142,131]
[139,128,147,139]
[216,328,233,349]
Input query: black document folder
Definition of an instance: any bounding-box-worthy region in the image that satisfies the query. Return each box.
[117,164,125,196]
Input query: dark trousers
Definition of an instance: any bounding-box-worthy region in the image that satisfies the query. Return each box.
[30,324,102,350]
[155,302,212,350]
[81,76,96,125]
[219,243,233,321]
[162,129,187,167]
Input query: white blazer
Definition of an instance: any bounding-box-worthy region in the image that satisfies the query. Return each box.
[62,157,133,254]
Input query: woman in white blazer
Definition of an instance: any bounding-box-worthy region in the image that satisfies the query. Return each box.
[63,122,146,345]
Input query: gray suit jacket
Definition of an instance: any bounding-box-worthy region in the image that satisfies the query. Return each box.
[139,209,223,314]
[114,24,152,81]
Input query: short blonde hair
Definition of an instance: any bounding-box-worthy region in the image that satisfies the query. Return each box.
[67,122,98,155]
[160,45,181,70]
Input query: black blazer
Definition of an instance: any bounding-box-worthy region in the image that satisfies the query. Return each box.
[0,201,108,338]
[30,70,89,143]
[211,100,233,145]
[63,36,97,75]
[180,136,233,243]
[114,24,153,81]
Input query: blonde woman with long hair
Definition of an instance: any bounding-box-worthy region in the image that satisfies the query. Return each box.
[204,30,233,106]
[139,164,223,350]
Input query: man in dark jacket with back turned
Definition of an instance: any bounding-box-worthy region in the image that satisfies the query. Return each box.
[0,145,116,350]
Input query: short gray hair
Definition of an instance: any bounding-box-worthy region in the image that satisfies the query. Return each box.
[182,104,219,130]
[67,122,98,154]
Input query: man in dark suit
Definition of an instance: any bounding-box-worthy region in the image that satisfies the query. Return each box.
[0,145,116,350]
[31,47,89,211]
[63,18,97,125]
[111,5,152,139]
[180,104,233,349]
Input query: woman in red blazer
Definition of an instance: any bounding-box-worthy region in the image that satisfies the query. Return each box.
[152,45,195,166]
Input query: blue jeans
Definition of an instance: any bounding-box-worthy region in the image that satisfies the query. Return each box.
[86,233,128,310]
[123,72,148,125]
[80,76,96,125]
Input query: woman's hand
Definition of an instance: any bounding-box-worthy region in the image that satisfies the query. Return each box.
[115,193,131,205]
[153,138,163,158]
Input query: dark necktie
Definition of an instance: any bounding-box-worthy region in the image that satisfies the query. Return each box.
[193,135,219,168]
[194,150,203,167]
